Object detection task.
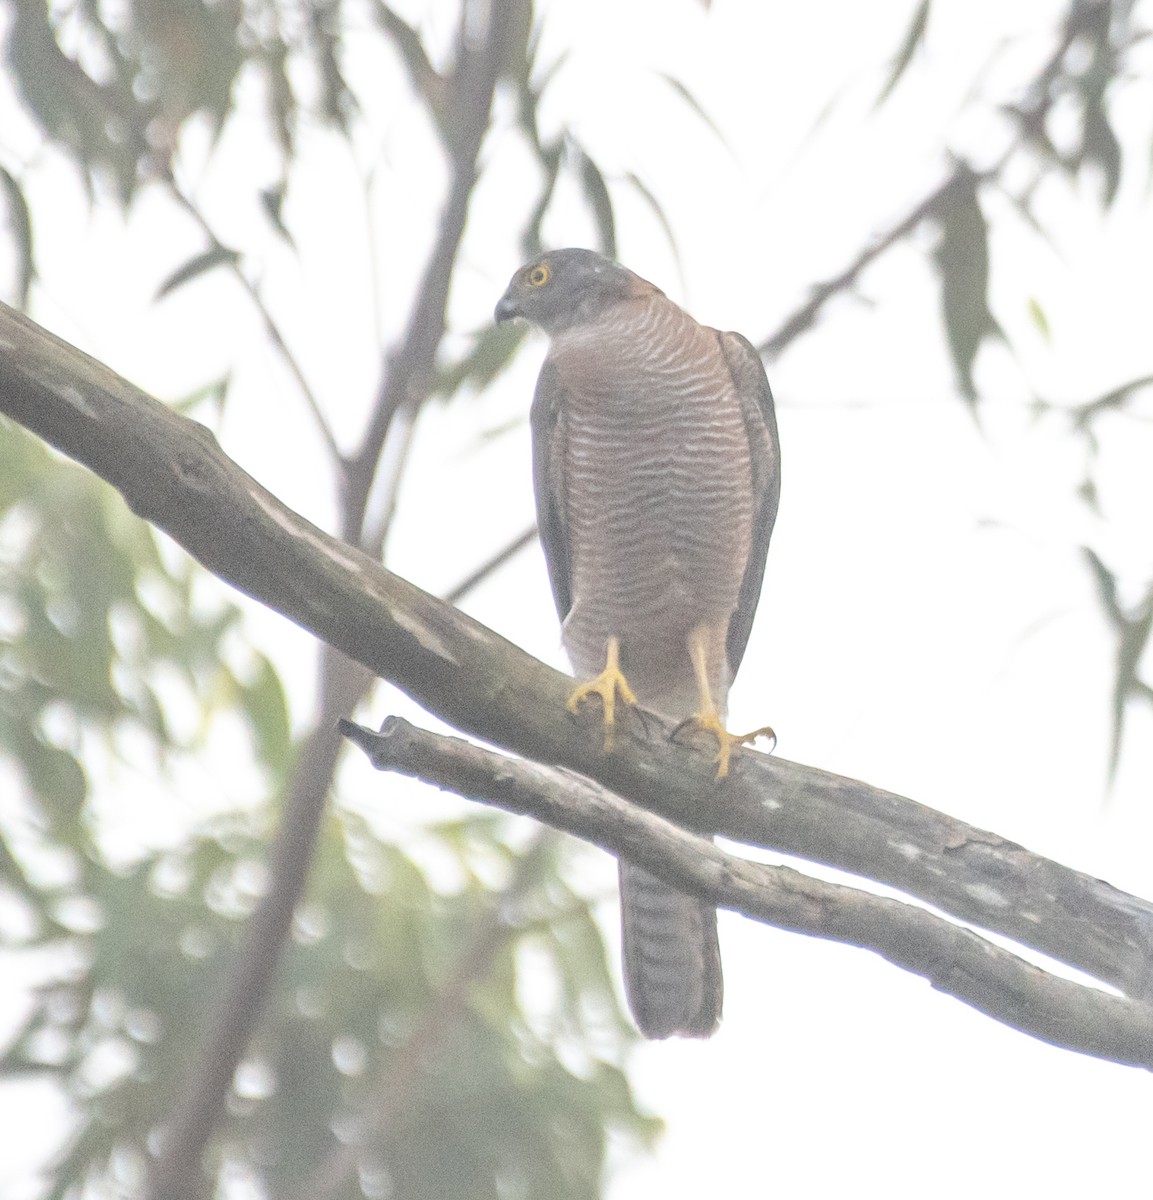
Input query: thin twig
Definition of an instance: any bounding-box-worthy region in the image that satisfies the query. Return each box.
[343,0,516,551]
[360,397,420,562]
[757,0,1091,362]
[758,163,979,360]
[444,523,538,605]
[164,176,343,466]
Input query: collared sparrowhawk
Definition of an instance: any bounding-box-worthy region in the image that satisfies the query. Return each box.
[495,248,781,1039]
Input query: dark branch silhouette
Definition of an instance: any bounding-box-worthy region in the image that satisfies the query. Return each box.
[137,3,522,1194]
[3,296,1153,1079]
[343,716,1153,1070]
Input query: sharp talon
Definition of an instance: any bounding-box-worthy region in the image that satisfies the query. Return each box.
[631,706,658,740]
[566,638,637,752]
[671,714,777,779]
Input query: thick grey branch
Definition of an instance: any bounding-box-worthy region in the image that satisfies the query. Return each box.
[342,716,1153,1070]
[3,299,1153,1046]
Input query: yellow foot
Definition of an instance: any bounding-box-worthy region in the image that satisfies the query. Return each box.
[673,711,777,778]
[566,637,638,752]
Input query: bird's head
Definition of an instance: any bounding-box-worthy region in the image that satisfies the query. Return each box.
[494,248,656,335]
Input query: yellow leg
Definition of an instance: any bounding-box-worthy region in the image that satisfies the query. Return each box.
[679,627,776,778]
[566,637,638,752]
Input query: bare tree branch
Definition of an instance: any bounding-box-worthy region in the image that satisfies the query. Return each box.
[756,0,1099,362]
[343,716,1153,1070]
[757,164,977,360]
[4,298,1153,1029]
[444,523,539,605]
[135,6,522,1194]
[146,654,360,1200]
[343,0,519,552]
[164,177,343,467]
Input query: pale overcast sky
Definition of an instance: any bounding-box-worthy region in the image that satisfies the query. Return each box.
[3,2,1153,1196]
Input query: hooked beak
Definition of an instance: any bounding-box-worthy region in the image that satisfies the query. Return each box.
[494,290,519,323]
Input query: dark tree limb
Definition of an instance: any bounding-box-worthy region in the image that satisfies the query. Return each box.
[129,5,522,1195]
[5,294,1153,997]
[3,299,1153,1064]
[343,0,518,552]
[342,716,1153,1070]
[146,656,358,1200]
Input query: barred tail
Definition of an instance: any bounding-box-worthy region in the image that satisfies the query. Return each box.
[619,858,722,1038]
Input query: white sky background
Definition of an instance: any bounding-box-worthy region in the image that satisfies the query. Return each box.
[3,0,1153,1196]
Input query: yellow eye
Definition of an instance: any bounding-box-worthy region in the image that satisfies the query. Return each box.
[527,263,550,287]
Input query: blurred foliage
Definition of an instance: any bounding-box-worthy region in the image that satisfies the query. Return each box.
[0,419,293,827]
[916,1,1140,405]
[1,804,653,1200]
[2,0,1153,1195]
[887,0,1153,762]
[930,164,998,405]
[0,0,655,1196]
[0,414,652,1198]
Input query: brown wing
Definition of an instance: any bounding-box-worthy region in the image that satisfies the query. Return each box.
[718,331,781,677]
[529,358,573,621]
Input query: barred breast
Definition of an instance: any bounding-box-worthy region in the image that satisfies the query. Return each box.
[549,291,756,717]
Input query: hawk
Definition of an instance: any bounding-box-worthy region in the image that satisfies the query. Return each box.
[495,248,781,1038]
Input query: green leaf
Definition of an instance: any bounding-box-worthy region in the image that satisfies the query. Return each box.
[169,373,232,421]
[26,742,87,820]
[932,166,997,404]
[495,0,535,91]
[260,42,297,158]
[1074,374,1153,428]
[1081,99,1122,206]
[307,1,358,131]
[0,165,35,307]
[1109,597,1153,785]
[0,847,37,919]
[657,73,732,155]
[1082,549,1153,786]
[437,322,526,398]
[571,144,616,260]
[1076,475,1100,514]
[240,654,293,784]
[259,184,295,247]
[1027,297,1050,343]
[876,0,932,107]
[372,3,445,116]
[6,2,150,204]
[1082,547,1120,625]
[155,245,240,301]
[522,141,562,258]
